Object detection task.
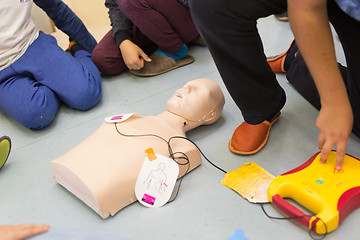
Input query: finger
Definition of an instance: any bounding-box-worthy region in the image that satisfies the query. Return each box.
[319,139,334,164]
[318,134,325,151]
[129,64,140,70]
[140,51,151,62]
[127,62,140,70]
[137,58,144,69]
[335,141,347,170]
[15,224,50,239]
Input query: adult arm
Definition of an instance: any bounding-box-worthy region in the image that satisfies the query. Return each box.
[33,0,97,52]
[0,224,49,240]
[288,0,353,169]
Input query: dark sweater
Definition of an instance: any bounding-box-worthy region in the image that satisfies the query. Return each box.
[105,0,189,47]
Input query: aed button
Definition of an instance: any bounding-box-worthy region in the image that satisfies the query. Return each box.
[316,179,324,185]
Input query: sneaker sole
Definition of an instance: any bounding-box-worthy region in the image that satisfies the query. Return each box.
[130,55,195,77]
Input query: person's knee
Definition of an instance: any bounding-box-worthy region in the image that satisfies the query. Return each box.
[21,92,59,130]
[117,0,146,13]
[92,46,126,76]
[24,108,57,130]
[76,91,102,111]
[68,83,102,111]
[91,46,107,73]
[191,0,258,25]
[190,0,228,23]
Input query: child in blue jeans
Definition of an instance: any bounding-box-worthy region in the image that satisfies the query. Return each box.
[0,0,102,130]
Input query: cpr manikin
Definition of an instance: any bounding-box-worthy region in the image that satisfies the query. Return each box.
[51,78,225,218]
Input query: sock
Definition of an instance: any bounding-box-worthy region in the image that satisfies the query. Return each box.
[68,38,85,55]
[70,44,85,55]
[156,44,188,61]
[69,41,85,55]
[283,41,298,71]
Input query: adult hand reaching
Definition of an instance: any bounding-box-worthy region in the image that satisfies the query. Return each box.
[316,101,353,170]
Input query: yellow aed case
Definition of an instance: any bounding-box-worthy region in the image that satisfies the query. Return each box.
[267,151,360,234]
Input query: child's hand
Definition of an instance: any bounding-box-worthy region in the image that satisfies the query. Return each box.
[317,100,353,170]
[0,224,50,240]
[119,40,151,70]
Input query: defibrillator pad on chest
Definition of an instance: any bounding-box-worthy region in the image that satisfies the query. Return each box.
[135,148,179,208]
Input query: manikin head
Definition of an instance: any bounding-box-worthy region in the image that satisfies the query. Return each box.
[167,78,225,128]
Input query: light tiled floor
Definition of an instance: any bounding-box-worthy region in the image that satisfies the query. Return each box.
[1,2,360,240]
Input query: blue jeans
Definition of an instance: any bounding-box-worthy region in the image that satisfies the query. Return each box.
[0,32,102,130]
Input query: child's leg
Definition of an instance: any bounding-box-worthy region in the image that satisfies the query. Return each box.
[92,30,128,75]
[117,0,198,53]
[11,32,102,112]
[0,66,60,130]
[92,28,158,75]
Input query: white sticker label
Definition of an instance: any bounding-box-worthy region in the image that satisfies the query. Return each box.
[135,151,179,208]
[104,113,135,123]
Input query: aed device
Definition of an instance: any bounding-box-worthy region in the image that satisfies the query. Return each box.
[267,151,360,234]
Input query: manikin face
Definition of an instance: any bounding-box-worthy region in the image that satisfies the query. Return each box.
[167,78,224,122]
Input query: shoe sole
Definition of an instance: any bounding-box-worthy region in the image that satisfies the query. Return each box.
[0,136,11,170]
[130,55,195,77]
[275,17,289,21]
[228,112,281,155]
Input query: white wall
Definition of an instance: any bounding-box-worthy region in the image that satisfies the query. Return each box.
[31,4,55,34]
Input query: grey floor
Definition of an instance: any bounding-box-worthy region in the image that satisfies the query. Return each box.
[1,16,360,240]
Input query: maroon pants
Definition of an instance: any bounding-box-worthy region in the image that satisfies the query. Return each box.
[92,0,199,75]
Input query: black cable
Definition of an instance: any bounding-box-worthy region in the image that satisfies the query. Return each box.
[260,203,328,240]
[114,123,228,203]
[115,123,328,239]
[168,136,228,174]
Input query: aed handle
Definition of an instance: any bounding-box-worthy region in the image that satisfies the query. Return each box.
[272,194,317,231]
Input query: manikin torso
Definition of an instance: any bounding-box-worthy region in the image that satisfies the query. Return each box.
[51,113,201,218]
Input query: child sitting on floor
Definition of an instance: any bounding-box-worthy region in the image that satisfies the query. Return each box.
[92,0,204,77]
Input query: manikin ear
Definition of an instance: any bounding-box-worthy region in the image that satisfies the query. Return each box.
[202,110,217,125]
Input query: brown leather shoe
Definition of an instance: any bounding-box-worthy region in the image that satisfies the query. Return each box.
[130,52,194,77]
[267,40,295,73]
[229,112,280,155]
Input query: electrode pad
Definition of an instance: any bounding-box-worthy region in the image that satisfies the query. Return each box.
[135,148,179,208]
